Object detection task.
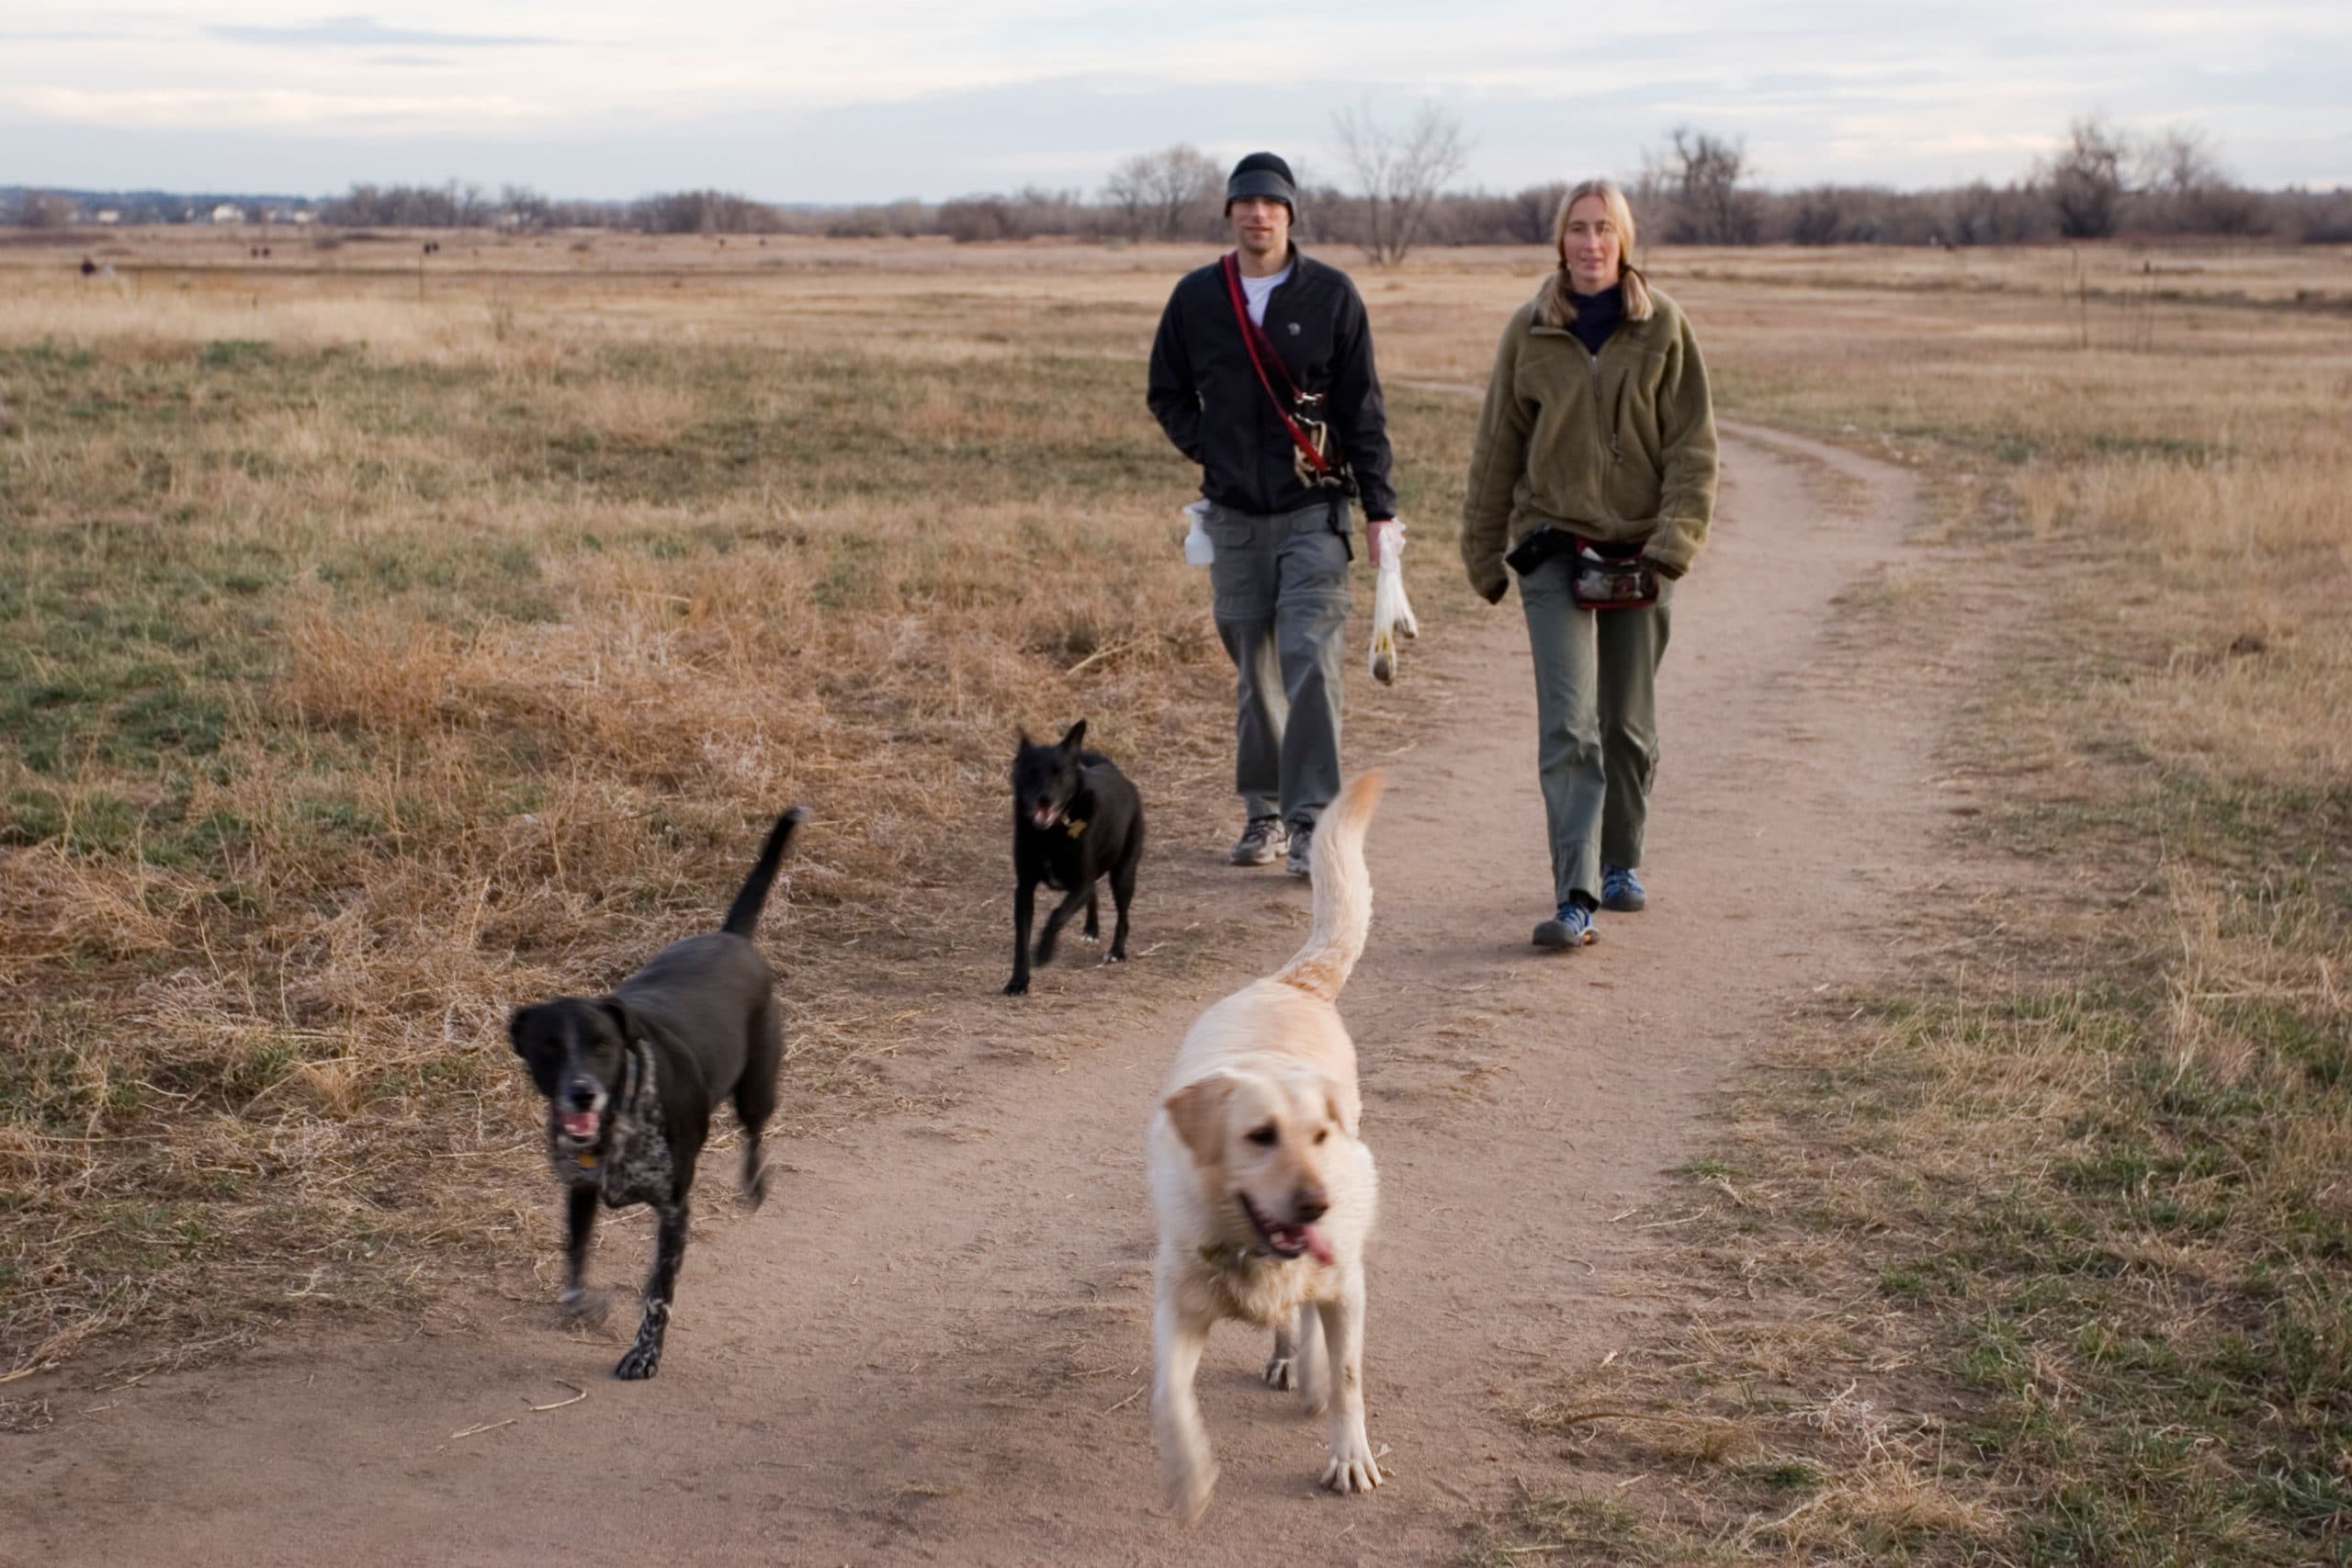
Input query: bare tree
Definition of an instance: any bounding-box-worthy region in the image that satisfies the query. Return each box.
[1148,146,1221,241]
[1329,102,1473,265]
[1508,182,1570,244]
[2041,115,2132,239]
[1102,153,1154,241]
[10,191,80,228]
[499,184,553,231]
[1650,127,1759,244]
[1788,186,1848,245]
[1102,145,1220,242]
[2138,124,2259,234]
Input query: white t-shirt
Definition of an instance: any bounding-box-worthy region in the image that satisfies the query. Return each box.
[1239,262,1293,326]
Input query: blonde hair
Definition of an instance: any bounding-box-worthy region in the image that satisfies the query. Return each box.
[1536,178,1654,330]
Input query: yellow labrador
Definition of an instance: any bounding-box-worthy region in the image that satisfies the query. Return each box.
[1148,770,1385,1521]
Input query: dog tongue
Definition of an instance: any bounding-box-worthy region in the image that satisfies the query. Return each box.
[562,1111,598,1140]
[1304,1225,1335,1266]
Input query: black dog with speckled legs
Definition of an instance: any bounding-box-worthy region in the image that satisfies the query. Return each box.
[1005,720,1145,997]
[508,807,806,1380]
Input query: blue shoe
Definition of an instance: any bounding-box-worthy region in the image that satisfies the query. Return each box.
[1532,901,1597,950]
[1601,865,1646,913]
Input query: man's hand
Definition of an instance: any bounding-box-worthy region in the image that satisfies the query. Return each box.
[1366,517,1404,570]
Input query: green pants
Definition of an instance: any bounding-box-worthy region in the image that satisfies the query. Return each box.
[1519,555,1671,909]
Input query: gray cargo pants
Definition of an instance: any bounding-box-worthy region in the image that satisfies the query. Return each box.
[1519,554,1672,909]
[1204,499,1351,829]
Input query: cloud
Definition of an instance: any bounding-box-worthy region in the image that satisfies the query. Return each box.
[208,14,557,50]
[14,84,559,130]
[1,1,2345,195]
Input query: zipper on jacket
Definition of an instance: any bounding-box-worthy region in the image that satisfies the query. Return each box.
[1585,352,1622,464]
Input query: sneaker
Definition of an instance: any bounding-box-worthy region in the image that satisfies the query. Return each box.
[1600,864,1646,913]
[1284,819,1315,878]
[1227,816,1289,866]
[1532,901,1598,950]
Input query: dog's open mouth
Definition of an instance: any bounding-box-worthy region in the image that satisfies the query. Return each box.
[1029,805,1063,829]
[560,1110,602,1144]
[1238,1193,1335,1266]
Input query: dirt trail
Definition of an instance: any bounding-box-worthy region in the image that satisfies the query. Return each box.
[6,424,1949,1566]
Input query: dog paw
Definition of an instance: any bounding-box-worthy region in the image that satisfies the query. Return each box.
[613,1340,662,1381]
[1319,1437,1384,1496]
[741,1148,769,1213]
[1003,974,1029,997]
[558,1287,612,1328]
[1103,950,1127,965]
[1163,1452,1220,1525]
[1262,1352,1295,1391]
[1078,930,1101,945]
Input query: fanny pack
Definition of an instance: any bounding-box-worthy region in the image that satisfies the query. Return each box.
[1504,526,1659,610]
[1220,254,1354,494]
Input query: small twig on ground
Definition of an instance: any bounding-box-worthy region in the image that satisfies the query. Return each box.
[529,1380,587,1412]
[449,1416,517,1440]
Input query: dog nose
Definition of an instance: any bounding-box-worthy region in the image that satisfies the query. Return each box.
[1293,1189,1329,1224]
[566,1084,598,1110]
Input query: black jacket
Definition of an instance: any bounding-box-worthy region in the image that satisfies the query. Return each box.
[1146,248,1396,524]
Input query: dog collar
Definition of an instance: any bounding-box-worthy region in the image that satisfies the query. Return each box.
[571,1040,651,1178]
[1200,1239,1270,1270]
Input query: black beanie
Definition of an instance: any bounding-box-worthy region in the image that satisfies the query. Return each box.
[1225,152,1298,216]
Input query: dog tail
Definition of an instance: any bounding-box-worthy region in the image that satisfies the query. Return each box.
[722,807,810,938]
[1272,770,1386,1002]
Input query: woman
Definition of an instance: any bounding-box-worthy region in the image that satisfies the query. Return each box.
[1459,179,1718,950]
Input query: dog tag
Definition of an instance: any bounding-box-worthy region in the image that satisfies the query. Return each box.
[1066,818,1088,838]
[575,1153,599,1169]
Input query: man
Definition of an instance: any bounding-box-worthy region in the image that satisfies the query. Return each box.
[1147,152,1400,878]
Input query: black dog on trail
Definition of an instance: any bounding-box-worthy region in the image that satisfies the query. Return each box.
[1006,721,1145,997]
[507,807,806,1379]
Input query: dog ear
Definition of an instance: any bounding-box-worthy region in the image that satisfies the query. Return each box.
[507,1005,535,1059]
[1058,718,1087,753]
[1163,1075,1234,1167]
[600,998,641,1047]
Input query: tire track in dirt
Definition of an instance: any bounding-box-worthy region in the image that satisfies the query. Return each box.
[6,423,1953,1566]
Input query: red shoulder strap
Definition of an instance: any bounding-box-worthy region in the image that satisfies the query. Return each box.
[1221,253,1331,479]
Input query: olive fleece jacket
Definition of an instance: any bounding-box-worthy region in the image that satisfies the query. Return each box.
[1459,284,1718,604]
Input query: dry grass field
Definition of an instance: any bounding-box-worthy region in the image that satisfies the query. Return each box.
[5,226,2350,1562]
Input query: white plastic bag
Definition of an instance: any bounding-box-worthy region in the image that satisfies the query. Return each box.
[1367,522,1419,685]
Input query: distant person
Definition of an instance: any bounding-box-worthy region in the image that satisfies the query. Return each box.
[1146,152,1400,878]
[78,256,96,277]
[1458,179,1718,950]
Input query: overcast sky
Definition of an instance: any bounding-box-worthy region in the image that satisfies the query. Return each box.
[5,2,2347,200]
